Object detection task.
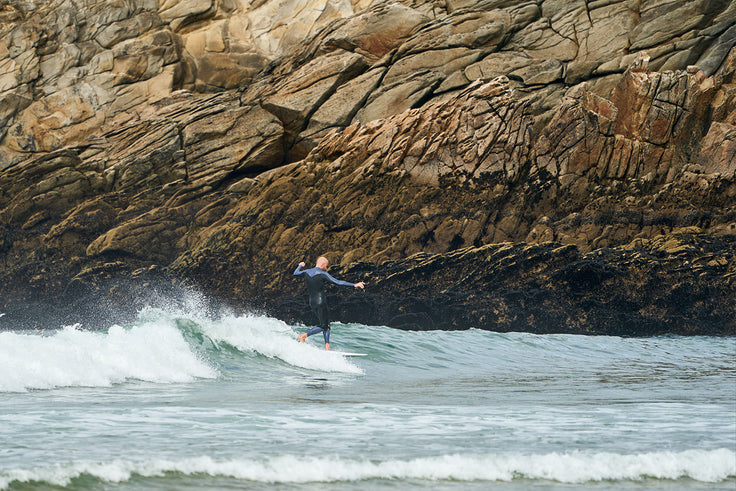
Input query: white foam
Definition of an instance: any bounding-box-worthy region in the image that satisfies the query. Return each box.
[196,313,363,374]
[1,449,733,488]
[0,321,217,392]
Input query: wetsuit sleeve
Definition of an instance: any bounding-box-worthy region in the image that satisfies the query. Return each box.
[293,264,304,276]
[323,271,354,287]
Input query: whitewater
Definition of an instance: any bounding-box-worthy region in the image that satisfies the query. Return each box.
[1,303,734,490]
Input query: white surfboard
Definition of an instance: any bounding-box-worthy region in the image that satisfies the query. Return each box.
[333,351,367,357]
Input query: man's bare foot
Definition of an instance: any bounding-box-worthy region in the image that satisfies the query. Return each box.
[298,333,307,342]
[325,343,331,351]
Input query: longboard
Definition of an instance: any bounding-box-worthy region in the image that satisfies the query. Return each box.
[333,352,367,357]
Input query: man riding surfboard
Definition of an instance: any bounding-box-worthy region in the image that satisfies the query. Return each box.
[293,256,365,350]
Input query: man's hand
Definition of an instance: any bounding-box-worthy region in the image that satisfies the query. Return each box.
[354,281,365,289]
[299,262,306,267]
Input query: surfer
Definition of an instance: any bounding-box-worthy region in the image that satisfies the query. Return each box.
[293,256,365,350]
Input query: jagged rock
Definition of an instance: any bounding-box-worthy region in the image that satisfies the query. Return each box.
[322,3,430,61]
[168,65,734,336]
[261,49,369,160]
[0,0,735,335]
[300,66,384,146]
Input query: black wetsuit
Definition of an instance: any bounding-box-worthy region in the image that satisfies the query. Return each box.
[293,264,354,343]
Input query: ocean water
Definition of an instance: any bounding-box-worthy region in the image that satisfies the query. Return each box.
[1,301,734,490]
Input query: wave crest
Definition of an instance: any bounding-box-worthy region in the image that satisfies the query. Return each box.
[0,321,217,392]
[184,312,363,374]
[1,450,734,488]
[0,306,362,392]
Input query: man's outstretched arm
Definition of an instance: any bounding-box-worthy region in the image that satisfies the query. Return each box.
[293,261,306,276]
[323,271,365,289]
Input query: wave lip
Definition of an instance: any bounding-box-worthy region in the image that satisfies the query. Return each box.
[0,322,217,392]
[1,449,734,488]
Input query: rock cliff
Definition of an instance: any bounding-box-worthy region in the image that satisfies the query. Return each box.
[0,0,734,334]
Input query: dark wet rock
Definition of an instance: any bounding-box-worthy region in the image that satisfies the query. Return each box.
[273,231,735,336]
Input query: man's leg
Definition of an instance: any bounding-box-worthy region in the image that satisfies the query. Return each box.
[299,326,324,342]
[297,326,331,350]
[298,304,330,345]
[315,304,331,350]
[298,304,332,350]
[322,326,331,351]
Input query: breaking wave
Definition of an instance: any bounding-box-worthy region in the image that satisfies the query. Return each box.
[1,450,734,489]
[0,305,361,392]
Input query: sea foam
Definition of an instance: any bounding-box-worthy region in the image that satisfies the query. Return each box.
[193,312,364,374]
[1,449,734,488]
[0,320,217,392]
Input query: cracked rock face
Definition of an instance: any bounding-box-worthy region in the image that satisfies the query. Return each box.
[0,0,734,334]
